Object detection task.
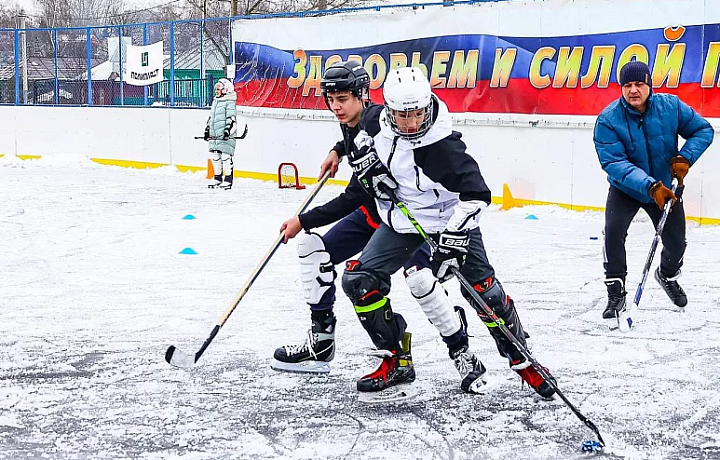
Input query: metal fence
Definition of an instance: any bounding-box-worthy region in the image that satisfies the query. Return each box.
[0,1,507,107]
[0,17,232,107]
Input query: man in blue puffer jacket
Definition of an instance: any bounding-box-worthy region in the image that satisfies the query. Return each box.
[594,60,713,319]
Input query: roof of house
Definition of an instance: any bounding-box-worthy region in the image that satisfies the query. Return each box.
[0,56,104,80]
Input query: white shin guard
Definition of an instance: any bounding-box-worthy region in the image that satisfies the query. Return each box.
[404,266,461,337]
[297,232,336,305]
[210,151,222,177]
[221,152,233,177]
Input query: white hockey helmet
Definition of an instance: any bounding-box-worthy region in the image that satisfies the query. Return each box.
[383,66,434,140]
[215,78,234,95]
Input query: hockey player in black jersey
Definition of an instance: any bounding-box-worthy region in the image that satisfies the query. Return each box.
[271,61,428,374]
[271,62,487,396]
[342,66,556,398]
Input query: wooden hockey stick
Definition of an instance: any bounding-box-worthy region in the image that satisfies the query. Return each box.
[165,167,334,369]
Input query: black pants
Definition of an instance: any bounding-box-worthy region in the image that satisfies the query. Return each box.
[341,223,504,353]
[604,185,686,280]
[352,224,495,292]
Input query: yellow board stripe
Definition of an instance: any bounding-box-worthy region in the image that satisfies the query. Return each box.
[91,158,167,169]
[2,155,717,225]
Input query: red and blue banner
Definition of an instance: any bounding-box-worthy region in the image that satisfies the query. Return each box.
[232,6,720,116]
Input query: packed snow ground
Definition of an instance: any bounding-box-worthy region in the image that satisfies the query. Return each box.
[1,156,719,460]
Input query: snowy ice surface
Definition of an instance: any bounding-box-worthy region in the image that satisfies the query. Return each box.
[1,156,719,460]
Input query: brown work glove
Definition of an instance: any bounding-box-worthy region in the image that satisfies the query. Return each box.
[670,155,690,187]
[648,181,677,210]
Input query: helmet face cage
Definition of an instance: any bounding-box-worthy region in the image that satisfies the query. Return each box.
[382,67,435,140]
[385,97,435,140]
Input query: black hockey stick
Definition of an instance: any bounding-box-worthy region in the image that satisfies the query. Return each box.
[616,179,680,332]
[194,124,249,140]
[383,186,606,448]
[165,167,334,369]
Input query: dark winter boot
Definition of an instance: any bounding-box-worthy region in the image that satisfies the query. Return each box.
[602,278,627,319]
[510,359,556,399]
[357,332,415,392]
[654,268,687,307]
[273,314,336,365]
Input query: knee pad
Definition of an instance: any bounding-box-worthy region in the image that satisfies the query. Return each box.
[461,276,508,318]
[404,266,461,337]
[297,232,335,305]
[341,261,389,306]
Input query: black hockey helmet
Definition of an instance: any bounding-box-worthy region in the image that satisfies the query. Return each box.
[320,60,370,101]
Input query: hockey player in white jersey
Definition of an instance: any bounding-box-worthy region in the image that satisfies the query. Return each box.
[342,67,556,398]
[272,62,487,396]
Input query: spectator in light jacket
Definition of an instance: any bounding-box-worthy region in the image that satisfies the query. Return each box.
[204,78,237,189]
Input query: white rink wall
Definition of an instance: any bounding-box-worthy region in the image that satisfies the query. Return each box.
[1,105,719,223]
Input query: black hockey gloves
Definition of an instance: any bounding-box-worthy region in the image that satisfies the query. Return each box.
[351,131,397,201]
[431,231,469,282]
[203,126,210,141]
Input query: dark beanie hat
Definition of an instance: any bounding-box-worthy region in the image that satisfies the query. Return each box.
[619,61,651,86]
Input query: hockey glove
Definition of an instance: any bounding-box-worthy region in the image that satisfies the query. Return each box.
[203,126,210,141]
[648,180,677,210]
[431,231,469,282]
[350,131,397,201]
[222,128,231,140]
[670,155,690,187]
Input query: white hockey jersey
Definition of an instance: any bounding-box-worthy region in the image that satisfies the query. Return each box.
[359,97,491,234]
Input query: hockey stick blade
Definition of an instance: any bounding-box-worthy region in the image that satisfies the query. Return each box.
[617,308,633,332]
[379,183,607,448]
[618,179,678,333]
[165,345,197,369]
[164,170,335,368]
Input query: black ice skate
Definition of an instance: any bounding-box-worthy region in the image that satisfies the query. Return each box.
[654,268,687,308]
[510,359,556,399]
[602,278,627,320]
[271,315,336,374]
[450,345,490,394]
[357,332,415,394]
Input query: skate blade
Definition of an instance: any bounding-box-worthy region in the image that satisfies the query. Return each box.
[270,359,330,374]
[358,384,419,404]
